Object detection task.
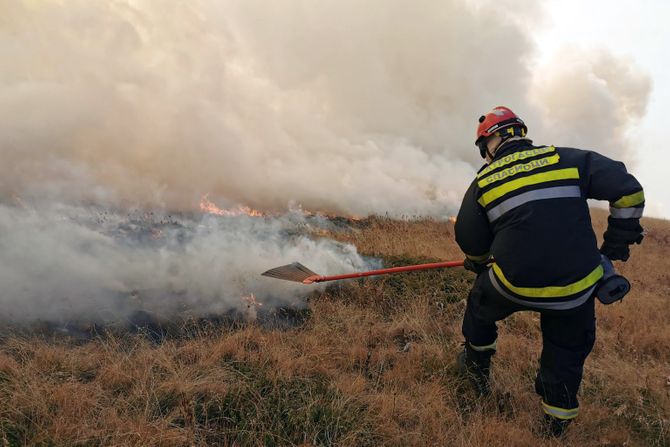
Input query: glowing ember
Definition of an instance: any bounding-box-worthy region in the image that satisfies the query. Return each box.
[199,194,264,217]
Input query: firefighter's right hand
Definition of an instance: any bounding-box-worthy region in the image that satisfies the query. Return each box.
[600,241,630,262]
[463,258,489,275]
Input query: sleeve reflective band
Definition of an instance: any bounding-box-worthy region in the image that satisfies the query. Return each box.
[542,401,579,420]
[612,190,645,208]
[492,263,603,298]
[466,253,490,262]
[469,341,497,352]
[478,168,580,207]
[609,206,644,219]
[477,154,561,188]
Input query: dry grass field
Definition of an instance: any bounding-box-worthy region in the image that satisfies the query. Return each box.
[0,209,668,446]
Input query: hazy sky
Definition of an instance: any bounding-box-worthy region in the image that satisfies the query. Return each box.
[533,0,669,218]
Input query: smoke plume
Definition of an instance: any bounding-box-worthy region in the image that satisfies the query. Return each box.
[0,202,368,323]
[0,1,651,322]
[1,1,651,215]
[531,49,651,162]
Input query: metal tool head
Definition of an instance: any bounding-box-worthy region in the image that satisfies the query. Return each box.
[261,262,320,283]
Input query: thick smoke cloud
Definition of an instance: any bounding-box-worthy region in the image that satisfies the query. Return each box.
[1,1,649,215]
[2,0,531,216]
[0,1,651,322]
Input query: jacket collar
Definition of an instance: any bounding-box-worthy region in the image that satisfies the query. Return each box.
[490,138,535,161]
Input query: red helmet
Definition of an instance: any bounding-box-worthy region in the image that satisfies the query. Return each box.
[475,106,527,145]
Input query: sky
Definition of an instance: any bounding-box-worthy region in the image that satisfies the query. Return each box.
[532,0,670,218]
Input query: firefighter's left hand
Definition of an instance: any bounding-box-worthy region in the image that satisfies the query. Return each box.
[600,241,630,262]
[463,258,489,275]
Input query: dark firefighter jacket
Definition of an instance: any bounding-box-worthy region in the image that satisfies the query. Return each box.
[455,139,644,310]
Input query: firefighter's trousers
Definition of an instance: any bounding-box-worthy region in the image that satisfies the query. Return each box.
[461,271,596,421]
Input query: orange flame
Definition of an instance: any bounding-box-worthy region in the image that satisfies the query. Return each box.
[241,293,263,308]
[199,194,264,217]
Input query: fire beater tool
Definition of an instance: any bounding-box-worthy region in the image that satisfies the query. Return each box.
[262,259,481,284]
[263,257,628,304]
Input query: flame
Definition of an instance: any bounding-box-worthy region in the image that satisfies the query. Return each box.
[241,293,263,308]
[448,216,457,223]
[240,292,262,323]
[199,194,264,217]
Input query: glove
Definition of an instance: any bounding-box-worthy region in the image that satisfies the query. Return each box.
[600,241,630,262]
[464,258,489,275]
[603,226,644,245]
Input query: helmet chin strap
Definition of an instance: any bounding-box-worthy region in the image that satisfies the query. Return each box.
[477,138,499,162]
[477,140,489,159]
[485,146,496,162]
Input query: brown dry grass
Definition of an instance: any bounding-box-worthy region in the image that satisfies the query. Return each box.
[1,209,668,446]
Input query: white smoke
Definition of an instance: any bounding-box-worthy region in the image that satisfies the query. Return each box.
[530,49,651,161]
[0,202,368,323]
[0,1,652,322]
[0,1,651,215]
[0,0,533,216]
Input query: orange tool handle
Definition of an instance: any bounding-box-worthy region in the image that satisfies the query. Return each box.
[302,260,466,284]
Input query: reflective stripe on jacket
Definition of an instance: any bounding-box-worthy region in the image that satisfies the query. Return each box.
[455,140,644,309]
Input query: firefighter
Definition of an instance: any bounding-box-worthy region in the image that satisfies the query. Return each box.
[454,106,644,437]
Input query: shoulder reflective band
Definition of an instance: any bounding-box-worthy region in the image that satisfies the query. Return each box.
[542,401,579,420]
[486,186,582,222]
[492,263,603,298]
[477,154,560,188]
[478,168,580,207]
[477,146,555,179]
[612,190,645,208]
[488,269,595,310]
[609,206,644,219]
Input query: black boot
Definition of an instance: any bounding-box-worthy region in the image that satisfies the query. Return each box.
[456,345,492,396]
[542,414,571,438]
